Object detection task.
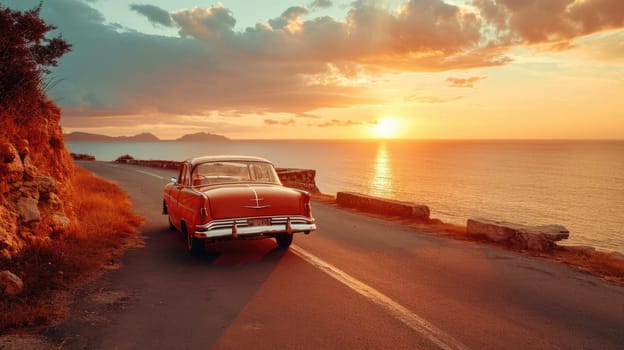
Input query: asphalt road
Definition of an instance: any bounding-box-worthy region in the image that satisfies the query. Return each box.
[50,161,624,349]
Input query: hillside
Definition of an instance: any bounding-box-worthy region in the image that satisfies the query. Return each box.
[0,101,74,258]
[1,5,145,332]
[64,132,160,142]
[1,5,74,258]
[175,132,230,142]
[64,131,230,142]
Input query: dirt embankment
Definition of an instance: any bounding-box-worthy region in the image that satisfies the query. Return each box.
[1,5,143,333]
[0,102,73,260]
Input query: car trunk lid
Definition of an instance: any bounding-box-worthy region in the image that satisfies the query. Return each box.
[205,184,302,219]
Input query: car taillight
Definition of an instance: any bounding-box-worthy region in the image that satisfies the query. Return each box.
[302,192,312,217]
[304,202,312,217]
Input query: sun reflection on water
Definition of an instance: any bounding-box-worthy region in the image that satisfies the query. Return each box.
[370,142,394,197]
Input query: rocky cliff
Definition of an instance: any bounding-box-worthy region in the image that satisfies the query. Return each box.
[1,4,74,259]
[0,102,74,259]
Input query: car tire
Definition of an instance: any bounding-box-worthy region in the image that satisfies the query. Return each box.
[168,216,176,232]
[186,229,204,255]
[276,234,293,248]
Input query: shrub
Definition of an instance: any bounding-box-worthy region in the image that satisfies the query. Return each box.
[0,3,71,113]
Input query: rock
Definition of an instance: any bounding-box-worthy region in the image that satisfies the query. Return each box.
[336,192,430,222]
[46,192,63,210]
[21,154,37,178]
[17,197,40,224]
[528,224,569,241]
[0,225,18,256]
[466,218,517,242]
[1,142,24,181]
[521,231,552,251]
[35,175,56,194]
[0,141,17,163]
[467,218,569,252]
[276,168,321,194]
[51,214,70,231]
[115,154,135,163]
[14,138,30,159]
[0,207,19,257]
[0,270,24,296]
[18,181,40,200]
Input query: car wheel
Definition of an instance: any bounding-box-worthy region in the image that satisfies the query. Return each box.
[186,228,204,255]
[276,234,293,248]
[168,215,176,231]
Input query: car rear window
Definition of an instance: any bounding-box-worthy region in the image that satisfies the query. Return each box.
[192,161,280,186]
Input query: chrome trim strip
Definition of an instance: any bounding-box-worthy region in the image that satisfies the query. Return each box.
[244,186,271,209]
[195,215,316,239]
[195,223,317,239]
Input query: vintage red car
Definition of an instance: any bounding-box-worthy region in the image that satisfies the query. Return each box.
[163,155,316,254]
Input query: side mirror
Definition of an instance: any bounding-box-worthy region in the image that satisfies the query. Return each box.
[170,177,177,184]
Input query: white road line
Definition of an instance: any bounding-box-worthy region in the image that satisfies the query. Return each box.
[135,169,165,179]
[290,245,469,350]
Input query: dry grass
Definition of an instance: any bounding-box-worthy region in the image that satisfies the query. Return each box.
[66,167,144,238]
[551,248,624,285]
[0,166,143,332]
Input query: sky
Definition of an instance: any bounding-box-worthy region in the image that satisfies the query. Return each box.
[3,0,624,140]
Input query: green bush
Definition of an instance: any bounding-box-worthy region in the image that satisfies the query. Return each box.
[0,3,71,113]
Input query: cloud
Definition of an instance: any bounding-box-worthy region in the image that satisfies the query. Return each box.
[310,0,333,9]
[446,76,486,88]
[269,6,309,30]
[405,95,463,103]
[575,31,624,62]
[473,0,624,47]
[129,4,172,27]
[264,118,296,126]
[296,112,321,119]
[315,119,362,127]
[171,4,236,41]
[2,0,623,126]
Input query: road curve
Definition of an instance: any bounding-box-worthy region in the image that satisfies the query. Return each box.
[50,161,624,349]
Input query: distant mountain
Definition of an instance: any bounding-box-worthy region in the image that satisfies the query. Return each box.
[64,131,230,142]
[175,132,230,142]
[64,132,160,142]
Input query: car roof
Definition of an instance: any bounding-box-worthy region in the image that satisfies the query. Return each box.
[186,155,274,166]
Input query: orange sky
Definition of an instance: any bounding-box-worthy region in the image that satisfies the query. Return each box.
[5,0,624,140]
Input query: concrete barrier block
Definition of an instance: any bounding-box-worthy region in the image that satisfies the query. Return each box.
[336,192,430,222]
[467,218,569,252]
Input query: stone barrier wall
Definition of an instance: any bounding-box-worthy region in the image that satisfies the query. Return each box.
[70,153,96,161]
[115,157,181,170]
[275,168,320,194]
[336,191,430,222]
[467,218,569,252]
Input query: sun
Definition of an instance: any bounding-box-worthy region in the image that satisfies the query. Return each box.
[372,117,401,139]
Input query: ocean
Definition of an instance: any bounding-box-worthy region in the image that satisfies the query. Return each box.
[66,140,624,254]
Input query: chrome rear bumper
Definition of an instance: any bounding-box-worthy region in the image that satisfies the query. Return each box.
[194,216,316,239]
